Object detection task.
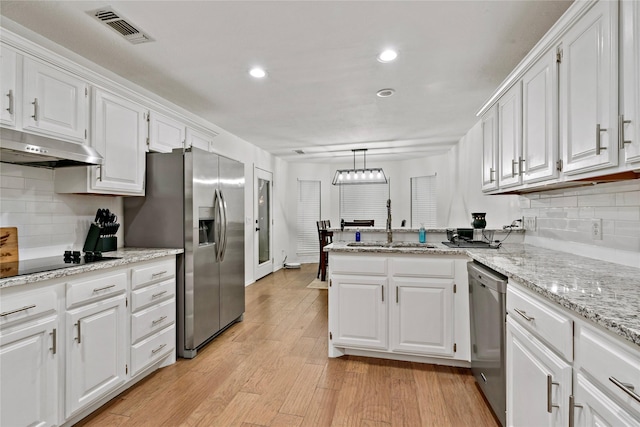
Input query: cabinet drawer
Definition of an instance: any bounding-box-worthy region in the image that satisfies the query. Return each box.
[131,260,175,289]
[131,298,175,343]
[331,256,387,275]
[577,324,640,411]
[0,289,57,328]
[131,325,175,376]
[66,272,127,308]
[131,279,175,312]
[507,285,573,361]
[391,258,455,278]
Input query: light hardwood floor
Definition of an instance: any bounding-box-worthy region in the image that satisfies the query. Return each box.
[78,263,499,426]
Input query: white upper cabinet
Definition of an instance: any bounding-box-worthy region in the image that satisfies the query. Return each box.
[0,47,17,127]
[522,47,559,184]
[560,0,618,175]
[481,105,498,192]
[186,127,216,152]
[620,0,640,165]
[148,111,185,153]
[497,82,523,189]
[21,57,89,144]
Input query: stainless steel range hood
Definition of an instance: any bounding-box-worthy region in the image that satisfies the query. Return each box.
[0,128,103,168]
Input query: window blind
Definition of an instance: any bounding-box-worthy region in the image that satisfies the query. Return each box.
[339,183,389,227]
[411,175,437,227]
[296,180,321,255]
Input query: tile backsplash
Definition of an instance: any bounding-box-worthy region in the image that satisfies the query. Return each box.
[520,179,640,262]
[0,163,123,259]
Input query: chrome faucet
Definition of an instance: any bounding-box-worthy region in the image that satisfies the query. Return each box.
[386,198,392,243]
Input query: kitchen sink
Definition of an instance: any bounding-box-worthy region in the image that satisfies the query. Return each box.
[346,242,436,249]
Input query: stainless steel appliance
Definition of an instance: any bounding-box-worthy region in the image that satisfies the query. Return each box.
[468,261,508,427]
[124,147,245,358]
[0,252,120,279]
[0,127,103,168]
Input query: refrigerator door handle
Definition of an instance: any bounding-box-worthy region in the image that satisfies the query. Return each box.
[219,189,228,261]
[213,189,222,261]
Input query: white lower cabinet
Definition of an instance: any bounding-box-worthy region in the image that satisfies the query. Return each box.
[506,316,572,427]
[573,373,639,426]
[65,272,127,418]
[0,287,59,427]
[328,253,468,364]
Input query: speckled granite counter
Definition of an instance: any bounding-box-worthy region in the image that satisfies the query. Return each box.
[326,242,640,347]
[0,248,183,289]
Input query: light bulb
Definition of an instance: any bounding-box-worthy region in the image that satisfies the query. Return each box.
[346,172,351,180]
[377,170,382,179]
[369,170,374,179]
[354,171,359,180]
[338,173,343,181]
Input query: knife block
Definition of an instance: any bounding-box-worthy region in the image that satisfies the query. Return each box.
[96,236,117,252]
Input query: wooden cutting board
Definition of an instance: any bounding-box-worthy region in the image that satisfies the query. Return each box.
[0,227,19,263]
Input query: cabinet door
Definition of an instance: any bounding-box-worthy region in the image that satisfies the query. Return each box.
[66,294,127,418]
[91,88,147,194]
[390,278,454,356]
[481,105,498,192]
[186,127,215,152]
[560,0,618,175]
[22,57,88,143]
[330,275,387,350]
[0,317,58,427]
[498,82,523,189]
[506,317,572,427]
[148,111,185,153]
[572,373,640,427]
[0,47,17,127]
[522,48,560,184]
[621,0,640,164]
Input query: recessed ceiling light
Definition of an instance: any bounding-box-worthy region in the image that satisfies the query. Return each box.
[377,49,398,63]
[376,88,395,98]
[249,67,267,78]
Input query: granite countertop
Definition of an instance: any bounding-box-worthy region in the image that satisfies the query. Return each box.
[328,227,524,234]
[325,241,468,255]
[0,248,184,289]
[326,241,640,348]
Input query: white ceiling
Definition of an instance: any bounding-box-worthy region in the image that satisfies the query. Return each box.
[0,1,572,163]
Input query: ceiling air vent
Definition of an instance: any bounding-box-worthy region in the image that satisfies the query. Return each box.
[89,7,154,45]
[294,150,305,155]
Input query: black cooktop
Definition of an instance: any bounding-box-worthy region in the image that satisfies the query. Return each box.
[1,254,121,279]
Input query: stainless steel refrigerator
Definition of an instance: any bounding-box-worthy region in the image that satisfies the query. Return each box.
[124,147,245,358]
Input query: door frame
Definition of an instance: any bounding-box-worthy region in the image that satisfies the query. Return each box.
[254,166,273,280]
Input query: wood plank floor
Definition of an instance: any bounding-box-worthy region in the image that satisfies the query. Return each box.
[77,264,499,427]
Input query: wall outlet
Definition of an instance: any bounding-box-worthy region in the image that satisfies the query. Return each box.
[523,216,537,231]
[591,218,602,240]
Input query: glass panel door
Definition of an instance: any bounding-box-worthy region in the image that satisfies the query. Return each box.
[254,168,273,279]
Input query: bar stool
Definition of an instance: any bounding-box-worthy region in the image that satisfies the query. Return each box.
[316,221,333,281]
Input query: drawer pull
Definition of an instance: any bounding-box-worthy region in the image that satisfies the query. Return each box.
[50,328,57,355]
[514,308,535,322]
[93,284,116,293]
[547,375,560,413]
[151,271,168,278]
[0,304,36,317]
[569,395,583,427]
[152,290,168,299]
[151,343,167,354]
[75,322,82,344]
[609,377,640,403]
[152,316,167,326]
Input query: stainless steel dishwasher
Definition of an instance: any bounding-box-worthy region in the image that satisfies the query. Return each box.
[468,261,508,427]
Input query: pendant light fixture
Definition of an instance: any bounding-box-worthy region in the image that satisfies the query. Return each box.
[332,149,388,185]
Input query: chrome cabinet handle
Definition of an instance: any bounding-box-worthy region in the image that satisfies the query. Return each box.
[489,168,495,183]
[609,376,640,403]
[512,159,517,177]
[396,286,399,303]
[518,157,525,176]
[74,321,81,344]
[31,98,39,121]
[6,90,14,114]
[151,271,167,278]
[569,395,583,427]
[50,328,57,354]
[93,284,116,293]
[97,164,103,182]
[596,124,607,155]
[151,343,167,354]
[547,375,560,413]
[619,115,632,149]
[152,290,167,299]
[381,285,384,302]
[0,304,36,317]
[152,316,167,326]
[513,308,535,321]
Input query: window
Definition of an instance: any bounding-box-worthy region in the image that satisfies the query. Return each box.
[339,183,389,227]
[411,175,437,227]
[296,180,321,255]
